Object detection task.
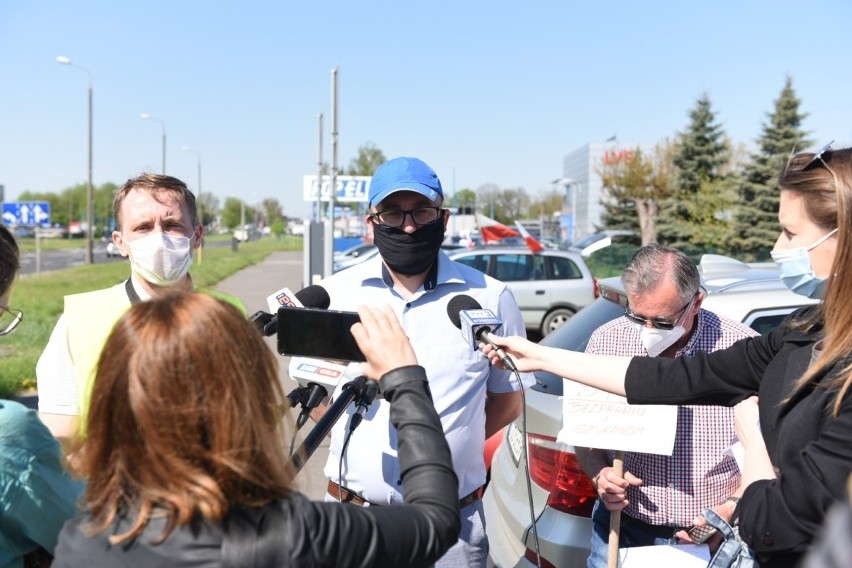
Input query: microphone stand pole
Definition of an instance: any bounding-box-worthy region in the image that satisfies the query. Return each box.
[289,376,367,473]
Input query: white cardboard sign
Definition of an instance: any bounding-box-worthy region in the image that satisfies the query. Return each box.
[619,543,710,566]
[557,379,678,455]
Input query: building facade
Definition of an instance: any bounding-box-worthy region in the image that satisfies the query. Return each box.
[558,140,640,243]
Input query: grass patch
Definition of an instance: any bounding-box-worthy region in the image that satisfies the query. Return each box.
[2,236,302,398]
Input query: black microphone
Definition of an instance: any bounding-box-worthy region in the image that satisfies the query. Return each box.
[446,295,518,371]
[256,285,331,336]
[349,379,380,433]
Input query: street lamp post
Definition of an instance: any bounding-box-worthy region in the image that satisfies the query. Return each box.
[140,113,167,174]
[182,146,203,264]
[552,177,579,244]
[56,55,94,264]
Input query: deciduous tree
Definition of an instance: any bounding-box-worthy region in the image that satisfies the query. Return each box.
[599,143,673,245]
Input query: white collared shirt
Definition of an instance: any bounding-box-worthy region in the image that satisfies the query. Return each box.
[321,252,534,502]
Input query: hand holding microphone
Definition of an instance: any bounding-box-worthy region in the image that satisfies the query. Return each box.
[446,295,518,372]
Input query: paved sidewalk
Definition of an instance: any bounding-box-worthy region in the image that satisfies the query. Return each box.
[215,250,330,500]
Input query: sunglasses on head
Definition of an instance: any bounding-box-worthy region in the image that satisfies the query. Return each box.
[624,293,696,330]
[803,140,834,171]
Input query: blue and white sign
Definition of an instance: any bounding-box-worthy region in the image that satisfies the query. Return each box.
[2,201,51,226]
[303,175,371,203]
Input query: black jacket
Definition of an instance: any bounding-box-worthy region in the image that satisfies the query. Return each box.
[54,365,461,567]
[626,308,852,568]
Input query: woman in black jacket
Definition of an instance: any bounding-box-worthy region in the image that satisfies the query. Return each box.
[483,145,852,567]
[54,293,460,567]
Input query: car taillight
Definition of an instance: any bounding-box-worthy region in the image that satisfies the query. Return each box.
[527,433,596,517]
[593,277,600,298]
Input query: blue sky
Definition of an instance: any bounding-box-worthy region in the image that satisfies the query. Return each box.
[2,0,850,219]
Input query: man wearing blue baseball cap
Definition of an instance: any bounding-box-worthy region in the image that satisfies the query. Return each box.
[316,157,534,567]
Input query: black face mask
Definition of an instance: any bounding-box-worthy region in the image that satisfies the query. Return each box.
[372,219,445,276]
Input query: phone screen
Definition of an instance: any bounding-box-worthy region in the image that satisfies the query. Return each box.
[276,308,365,362]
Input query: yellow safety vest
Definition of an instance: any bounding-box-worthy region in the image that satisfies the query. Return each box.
[64,281,245,433]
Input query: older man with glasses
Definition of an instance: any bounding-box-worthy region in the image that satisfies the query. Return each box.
[575,244,759,567]
[312,157,534,567]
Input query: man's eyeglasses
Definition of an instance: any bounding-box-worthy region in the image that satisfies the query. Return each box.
[369,207,443,228]
[0,305,22,336]
[624,294,695,330]
[804,140,834,171]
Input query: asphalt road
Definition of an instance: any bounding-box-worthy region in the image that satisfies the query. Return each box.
[20,243,126,274]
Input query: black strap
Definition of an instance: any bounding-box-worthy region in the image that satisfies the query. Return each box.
[124,279,142,304]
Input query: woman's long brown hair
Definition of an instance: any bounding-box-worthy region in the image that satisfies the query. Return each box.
[781,148,852,416]
[77,291,294,543]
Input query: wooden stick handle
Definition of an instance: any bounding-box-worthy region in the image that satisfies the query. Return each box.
[607,450,624,568]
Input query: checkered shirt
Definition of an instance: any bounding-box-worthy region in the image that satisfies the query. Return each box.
[585,309,759,526]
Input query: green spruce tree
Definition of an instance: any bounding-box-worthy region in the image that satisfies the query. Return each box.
[658,93,731,249]
[728,77,811,261]
[596,182,640,234]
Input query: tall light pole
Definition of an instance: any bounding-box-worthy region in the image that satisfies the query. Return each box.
[552,177,579,244]
[182,146,203,264]
[56,55,94,264]
[140,113,167,173]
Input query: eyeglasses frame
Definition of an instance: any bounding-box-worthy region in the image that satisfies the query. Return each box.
[0,305,23,336]
[624,292,698,331]
[368,206,445,228]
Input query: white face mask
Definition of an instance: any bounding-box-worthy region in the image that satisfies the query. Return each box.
[630,296,694,357]
[637,324,687,357]
[770,228,837,299]
[126,231,194,286]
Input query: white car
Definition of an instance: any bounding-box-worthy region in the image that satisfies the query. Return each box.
[333,245,379,272]
[483,255,819,568]
[448,247,598,336]
[105,242,121,257]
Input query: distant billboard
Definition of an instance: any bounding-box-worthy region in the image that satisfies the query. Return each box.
[303,175,371,203]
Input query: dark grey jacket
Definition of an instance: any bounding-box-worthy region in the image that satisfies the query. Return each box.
[54,365,460,567]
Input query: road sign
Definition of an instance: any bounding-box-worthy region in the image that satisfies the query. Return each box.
[303,175,371,203]
[2,201,52,226]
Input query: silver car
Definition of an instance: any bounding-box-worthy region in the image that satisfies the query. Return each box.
[483,255,819,568]
[448,247,598,336]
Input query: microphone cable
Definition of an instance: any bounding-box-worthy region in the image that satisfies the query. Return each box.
[512,364,542,568]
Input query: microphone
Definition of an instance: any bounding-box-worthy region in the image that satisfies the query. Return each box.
[446,294,517,371]
[288,357,361,405]
[349,379,380,432]
[255,285,331,336]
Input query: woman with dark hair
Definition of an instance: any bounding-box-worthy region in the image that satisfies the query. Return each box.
[483,145,852,567]
[54,292,460,567]
[0,224,84,567]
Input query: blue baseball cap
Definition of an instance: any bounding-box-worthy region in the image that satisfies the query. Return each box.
[368,157,443,208]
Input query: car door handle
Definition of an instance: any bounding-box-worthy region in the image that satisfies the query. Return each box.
[535,290,545,295]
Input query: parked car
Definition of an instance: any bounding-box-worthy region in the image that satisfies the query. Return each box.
[448,247,598,336]
[105,242,121,257]
[482,255,819,568]
[334,242,375,261]
[333,245,379,272]
[568,230,639,257]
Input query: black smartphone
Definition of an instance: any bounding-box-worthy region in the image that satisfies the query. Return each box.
[276,307,365,362]
[687,524,718,544]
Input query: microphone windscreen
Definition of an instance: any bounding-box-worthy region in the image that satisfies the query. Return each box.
[294,285,331,310]
[446,294,482,329]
